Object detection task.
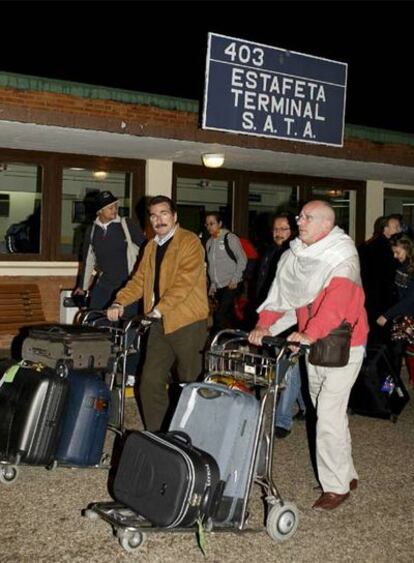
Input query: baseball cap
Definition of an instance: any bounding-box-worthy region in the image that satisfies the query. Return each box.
[95,191,119,213]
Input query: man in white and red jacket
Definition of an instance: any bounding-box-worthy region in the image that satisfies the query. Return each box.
[249,200,368,511]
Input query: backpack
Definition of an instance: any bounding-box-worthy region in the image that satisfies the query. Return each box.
[5,220,34,253]
[223,233,258,281]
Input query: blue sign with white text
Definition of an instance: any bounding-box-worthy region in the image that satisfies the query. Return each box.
[202,33,348,147]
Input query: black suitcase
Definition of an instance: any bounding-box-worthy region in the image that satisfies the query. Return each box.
[349,346,410,421]
[113,431,222,528]
[0,362,69,465]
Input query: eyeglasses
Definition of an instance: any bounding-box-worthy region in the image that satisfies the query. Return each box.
[295,213,315,223]
[273,227,291,232]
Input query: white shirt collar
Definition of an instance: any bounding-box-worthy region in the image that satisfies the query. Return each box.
[154,224,178,246]
[95,215,121,230]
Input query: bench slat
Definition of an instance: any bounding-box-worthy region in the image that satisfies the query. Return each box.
[0,284,46,339]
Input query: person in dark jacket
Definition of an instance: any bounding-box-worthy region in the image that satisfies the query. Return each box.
[74,190,145,315]
[73,191,145,385]
[359,214,401,345]
[256,212,297,307]
[255,212,306,437]
[377,233,414,379]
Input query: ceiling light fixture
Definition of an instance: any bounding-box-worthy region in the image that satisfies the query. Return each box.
[93,170,108,180]
[201,153,225,169]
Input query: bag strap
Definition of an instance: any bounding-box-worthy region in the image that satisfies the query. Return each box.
[307,303,353,333]
[224,232,237,263]
[121,217,133,246]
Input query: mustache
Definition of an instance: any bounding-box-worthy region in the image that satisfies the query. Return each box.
[155,223,168,228]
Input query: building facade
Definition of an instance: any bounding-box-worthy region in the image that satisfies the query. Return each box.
[1,71,414,331]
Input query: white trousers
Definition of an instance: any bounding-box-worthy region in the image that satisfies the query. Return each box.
[307,346,364,494]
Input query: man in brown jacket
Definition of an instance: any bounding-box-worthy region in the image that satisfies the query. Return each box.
[107,195,209,430]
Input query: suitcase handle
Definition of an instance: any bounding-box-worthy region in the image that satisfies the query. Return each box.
[197,386,223,399]
[165,430,193,447]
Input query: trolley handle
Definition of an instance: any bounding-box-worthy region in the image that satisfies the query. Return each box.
[262,335,310,350]
[79,309,112,327]
[123,315,154,335]
[210,328,250,351]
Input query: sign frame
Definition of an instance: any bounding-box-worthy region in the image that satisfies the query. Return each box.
[202,33,348,147]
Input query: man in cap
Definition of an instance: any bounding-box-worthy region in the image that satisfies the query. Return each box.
[74,190,145,316]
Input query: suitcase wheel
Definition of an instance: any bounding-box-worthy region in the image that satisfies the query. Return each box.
[266,501,299,542]
[56,360,70,378]
[0,464,19,486]
[84,509,100,521]
[117,529,146,553]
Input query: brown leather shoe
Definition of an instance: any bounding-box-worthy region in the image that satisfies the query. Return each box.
[312,492,350,510]
[350,479,358,491]
[314,479,358,492]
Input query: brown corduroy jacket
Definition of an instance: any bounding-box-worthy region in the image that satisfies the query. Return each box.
[115,226,209,334]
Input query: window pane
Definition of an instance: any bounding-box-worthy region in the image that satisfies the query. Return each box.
[61,168,133,257]
[176,177,232,236]
[248,182,297,251]
[384,187,414,235]
[0,163,42,254]
[310,187,354,237]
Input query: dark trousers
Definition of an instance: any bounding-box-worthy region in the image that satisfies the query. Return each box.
[211,286,241,336]
[140,319,208,431]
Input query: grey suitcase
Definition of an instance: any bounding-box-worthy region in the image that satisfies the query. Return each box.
[22,324,114,371]
[169,381,261,526]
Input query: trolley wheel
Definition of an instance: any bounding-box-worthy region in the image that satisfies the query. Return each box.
[266,502,299,542]
[100,453,111,467]
[117,529,146,552]
[84,508,100,521]
[0,464,19,485]
[46,460,58,471]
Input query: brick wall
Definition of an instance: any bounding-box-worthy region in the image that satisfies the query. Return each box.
[1,87,414,167]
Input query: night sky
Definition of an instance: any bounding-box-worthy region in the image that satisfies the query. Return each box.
[2,1,413,134]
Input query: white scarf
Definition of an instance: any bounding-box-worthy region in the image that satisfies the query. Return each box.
[258,226,361,334]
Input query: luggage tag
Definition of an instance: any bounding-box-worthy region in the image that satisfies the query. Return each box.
[0,364,20,387]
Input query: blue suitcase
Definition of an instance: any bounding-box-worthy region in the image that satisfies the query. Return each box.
[55,371,111,466]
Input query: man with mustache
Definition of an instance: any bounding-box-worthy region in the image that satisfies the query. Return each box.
[249,200,368,511]
[107,195,209,431]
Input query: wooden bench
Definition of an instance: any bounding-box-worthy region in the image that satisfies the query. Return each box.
[0,284,46,350]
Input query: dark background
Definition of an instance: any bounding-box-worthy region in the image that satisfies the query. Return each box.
[1,1,413,133]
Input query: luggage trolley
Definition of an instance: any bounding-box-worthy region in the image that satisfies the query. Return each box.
[80,311,153,436]
[83,329,304,552]
[0,313,152,485]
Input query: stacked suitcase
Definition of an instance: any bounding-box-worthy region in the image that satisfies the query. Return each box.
[22,324,115,372]
[113,430,222,527]
[0,362,68,468]
[111,381,261,528]
[0,323,115,482]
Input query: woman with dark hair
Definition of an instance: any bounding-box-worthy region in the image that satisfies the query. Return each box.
[205,211,247,335]
[377,233,414,384]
